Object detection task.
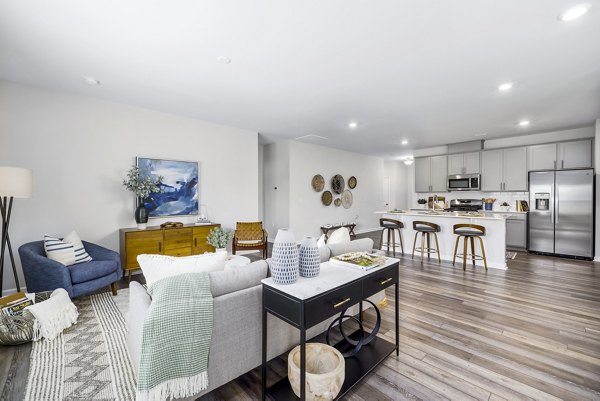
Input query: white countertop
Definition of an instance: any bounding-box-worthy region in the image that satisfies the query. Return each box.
[482,210,528,214]
[375,210,507,220]
[262,257,399,300]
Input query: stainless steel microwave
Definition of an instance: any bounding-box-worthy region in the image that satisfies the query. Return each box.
[447,174,480,191]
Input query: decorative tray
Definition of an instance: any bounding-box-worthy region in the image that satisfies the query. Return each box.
[329,252,386,271]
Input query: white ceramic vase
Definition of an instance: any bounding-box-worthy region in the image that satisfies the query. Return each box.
[271,228,299,285]
[299,236,320,278]
[216,248,227,254]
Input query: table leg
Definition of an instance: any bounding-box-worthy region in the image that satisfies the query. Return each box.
[300,304,306,401]
[262,297,267,400]
[395,282,399,356]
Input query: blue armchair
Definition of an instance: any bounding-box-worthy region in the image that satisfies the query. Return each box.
[19,241,122,298]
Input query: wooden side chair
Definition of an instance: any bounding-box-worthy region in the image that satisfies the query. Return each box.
[232,221,268,259]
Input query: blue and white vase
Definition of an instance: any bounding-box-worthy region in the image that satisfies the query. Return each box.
[299,236,320,278]
[270,229,299,285]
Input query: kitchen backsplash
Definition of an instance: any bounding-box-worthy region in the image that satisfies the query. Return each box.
[413,191,529,211]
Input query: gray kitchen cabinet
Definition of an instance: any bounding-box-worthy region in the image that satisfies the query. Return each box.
[503,147,527,191]
[558,139,592,169]
[414,155,447,192]
[506,214,527,249]
[481,147,527,191]
[448,152,480,175]
[528,143,557,171]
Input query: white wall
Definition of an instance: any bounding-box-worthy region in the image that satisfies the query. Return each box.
[263,141,290,236]
[263,140,388,240]
[384,160,410,210]
[595,119,600,262]
[0,80,259,293]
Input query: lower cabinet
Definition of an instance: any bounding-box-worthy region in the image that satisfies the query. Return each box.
[119,224,220,278]
[506,214,527,250]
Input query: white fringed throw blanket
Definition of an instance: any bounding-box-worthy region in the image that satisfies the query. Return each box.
[25,288,78,341]
[136,272,213,401]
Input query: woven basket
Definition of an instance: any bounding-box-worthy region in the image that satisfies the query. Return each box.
[0,292,53,346]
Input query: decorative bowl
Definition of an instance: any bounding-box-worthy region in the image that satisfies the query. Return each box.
[288,343,345,401]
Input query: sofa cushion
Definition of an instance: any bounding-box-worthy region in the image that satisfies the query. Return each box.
[327,227,351,244]
[327,238,375,257]
[138,252,227,288]
[209,260,268,297]
[44,231,92,266]
[69,259,119,284]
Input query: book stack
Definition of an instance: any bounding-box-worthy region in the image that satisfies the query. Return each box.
[0,292,34,318]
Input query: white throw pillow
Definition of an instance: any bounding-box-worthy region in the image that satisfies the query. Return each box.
[138,252,228,288]
[44,231,93,266]
[316,234,326,248]
[327,227,351,244]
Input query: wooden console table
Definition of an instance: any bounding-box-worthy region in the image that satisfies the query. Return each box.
[118,223,220,281]
[320,223,357,242]
[261,258,399,400]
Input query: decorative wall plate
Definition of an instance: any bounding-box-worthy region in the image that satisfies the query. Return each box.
[321,191,333,206]
[331,174,345,194]
[341,190,353,209]
[311,174,325,192]
[348,176,357,189]
[334,198,342,207]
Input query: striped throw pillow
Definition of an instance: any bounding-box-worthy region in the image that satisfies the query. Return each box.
[44,231,93,266]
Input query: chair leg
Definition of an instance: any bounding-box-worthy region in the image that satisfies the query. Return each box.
[128,269,132,284]
[111,282,118,296]
[462,237,468,271]
[420,233,425,263]
[412,232,419,259]
[387,228,391,253]
[379,229,385,252]
[477,236,488,270]
[470,237,476,265]
[434,233,441,263]
[452,235,460,266]
[391,229,396,257]
[426,233,431,259]
[397,228,404,255]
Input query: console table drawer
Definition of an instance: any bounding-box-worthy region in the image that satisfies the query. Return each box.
[304,281,362,327]
[363,264,398,299]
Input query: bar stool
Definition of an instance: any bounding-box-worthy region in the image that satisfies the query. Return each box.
[411,221,441,263]
[379,218,404,256]
[452,224,488,271]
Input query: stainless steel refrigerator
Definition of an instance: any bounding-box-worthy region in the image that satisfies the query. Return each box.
[529,169,594,259]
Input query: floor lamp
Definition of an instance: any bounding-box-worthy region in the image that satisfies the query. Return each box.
[0,166,33,294]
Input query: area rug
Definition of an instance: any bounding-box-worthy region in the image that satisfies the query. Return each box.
[506,251,517,260]
[24,289,136,401]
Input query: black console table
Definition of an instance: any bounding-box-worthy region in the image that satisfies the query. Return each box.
[261,259,399,400]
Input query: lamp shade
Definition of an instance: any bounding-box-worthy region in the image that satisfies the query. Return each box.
[0,166,33,198]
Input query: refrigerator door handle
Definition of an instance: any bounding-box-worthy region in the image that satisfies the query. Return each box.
[555,191,559,223]
[553,160,556,170]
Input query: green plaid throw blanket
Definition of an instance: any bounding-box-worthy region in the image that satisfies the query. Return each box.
[136,273,213,401]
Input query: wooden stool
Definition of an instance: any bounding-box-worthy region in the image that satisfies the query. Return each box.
[379,218,404,256]
[452,224,488,270]
[411,221,441,263]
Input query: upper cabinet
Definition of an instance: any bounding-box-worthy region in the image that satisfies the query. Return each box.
[481,147,527,191]
[558,139,592,169]
[448,152,480,175]
[415,155,448,193]
[527,140,592,171]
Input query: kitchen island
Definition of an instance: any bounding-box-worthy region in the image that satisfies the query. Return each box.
[376,210,508,269]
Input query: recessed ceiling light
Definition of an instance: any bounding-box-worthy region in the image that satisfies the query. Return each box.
[401,140,408,145]
[498,82,513,91]
[217,56,231,64]
[348,122,358,129]
[519,120,531,127]
[558,4,591,21]
[83,77,101,86]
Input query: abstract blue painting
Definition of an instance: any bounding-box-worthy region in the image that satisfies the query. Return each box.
[137,157,198,218]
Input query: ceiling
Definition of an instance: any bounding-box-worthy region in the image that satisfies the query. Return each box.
[1,1,599,158]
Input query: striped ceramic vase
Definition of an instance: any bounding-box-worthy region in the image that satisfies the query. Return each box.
[299,236,320,278]
[270,229,299,284]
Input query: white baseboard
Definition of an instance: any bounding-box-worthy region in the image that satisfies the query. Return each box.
[594,257,600,263]
[2,286,27,297]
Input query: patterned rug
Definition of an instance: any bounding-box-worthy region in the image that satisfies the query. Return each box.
[24,289,136,401]
[506,251,518,260]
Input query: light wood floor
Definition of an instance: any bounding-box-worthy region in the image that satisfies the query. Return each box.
[2,243,600,401]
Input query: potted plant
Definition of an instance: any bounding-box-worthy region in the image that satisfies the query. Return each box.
[122,166,162,229]
[207,227,233,253]
[500,201,510,212]
[417,198,427,209]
